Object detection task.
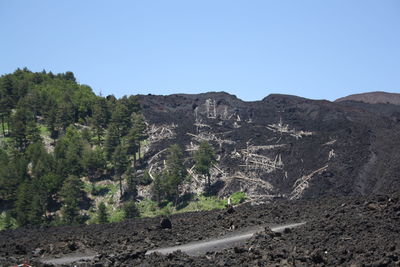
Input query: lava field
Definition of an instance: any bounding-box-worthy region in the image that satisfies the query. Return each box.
[1,193,399,266]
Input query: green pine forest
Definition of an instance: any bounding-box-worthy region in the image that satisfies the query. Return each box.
[0,68,245,230]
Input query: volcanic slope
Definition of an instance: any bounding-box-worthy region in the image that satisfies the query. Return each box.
[335,91,400,105]
[138,92,400,200]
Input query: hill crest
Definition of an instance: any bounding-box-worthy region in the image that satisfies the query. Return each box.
[335,91,400,105]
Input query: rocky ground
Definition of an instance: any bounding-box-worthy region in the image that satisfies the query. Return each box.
[1,193,399,266]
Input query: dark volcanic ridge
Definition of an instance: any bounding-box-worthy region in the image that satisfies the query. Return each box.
[335,91,400,105]
[136,91,400,201]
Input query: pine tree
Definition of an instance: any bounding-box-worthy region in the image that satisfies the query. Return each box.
[113,143,128,198]
[22,90,42,119]
[111,102,130,137]
[0,149,10,199]
[125,168,138,200]
[3,212,14,229]
[150,145,187,205]
[26,141,53,179]
[28,172,60,225]
[119,95,140,115]
[81,128,92,145]
[41,172,63,196]
[26,120,41,144]
[0,75,14,135]
[97,202,108,223]
[106,95,117,113]
[125,127,139,167]
[123,201,139,219]
[92,97,109,144]
[29,190,46,225]
[1,75,15,106]
[56,94,75,131]
[54,126,84,177]
[65,141,84,176]
[10,104,39,151]
[14,182,31,226]
[194,141,217,187]
[43,96,59,143]
[131,113,147,160]
[164,144,187,205]
[60,175,83,225]
[104,123,120,160]
[82,147,106,180]
[0,94,8,136]
[0,152,29,201]
[0,110,6,136]
[64,71,76,82]
[54,137,69,178]
[152,172,165,204]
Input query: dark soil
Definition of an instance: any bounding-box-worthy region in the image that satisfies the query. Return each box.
[1,193,399,266]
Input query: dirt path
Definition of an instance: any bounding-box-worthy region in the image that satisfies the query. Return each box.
[40,252,98,266]
[38,223,305,265]
[146,222,306,256]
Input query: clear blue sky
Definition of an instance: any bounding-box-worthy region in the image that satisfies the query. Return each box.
[1,1,399,101]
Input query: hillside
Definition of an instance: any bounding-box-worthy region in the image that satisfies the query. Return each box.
[1,68,400,233]
[335,91,400,105]
[138,92,400,201]
[1,69,400,265]
[0,68,145,230]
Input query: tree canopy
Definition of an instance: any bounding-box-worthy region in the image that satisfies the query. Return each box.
[194,141,217,187]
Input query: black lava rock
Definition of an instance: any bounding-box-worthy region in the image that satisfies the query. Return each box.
[160,217,172,229]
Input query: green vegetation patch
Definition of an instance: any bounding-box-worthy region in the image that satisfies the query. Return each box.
[0,212,17,230]
[109,208,125,223]
[137,195,227,218]
[0,123,9,134]
[137,198,164,217]
[86,204,125,224]
[230,191,246,205]
[0,136,12,146]
[177,195,227,213]
[84,181,118,197]
[38,124,50,136]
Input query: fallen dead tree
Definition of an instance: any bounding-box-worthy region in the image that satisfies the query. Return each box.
[289,165,328,200]
[323,139,337,146]
[194,122,211,133]
[267,118,313,139]
[148,123,177,143]
[187,132,236,146]
[240,151,283,173]
[229,172,274,190]
[185,142,199,152]
[246,144,286,153]
[218,171,275,198]
[148,148,168,164]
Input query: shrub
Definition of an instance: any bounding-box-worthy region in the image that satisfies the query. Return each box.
[123,201,140,219]
[230,191,246,205]
[97,202,109,223]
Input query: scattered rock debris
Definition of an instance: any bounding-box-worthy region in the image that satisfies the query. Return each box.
[1,193,399,266]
